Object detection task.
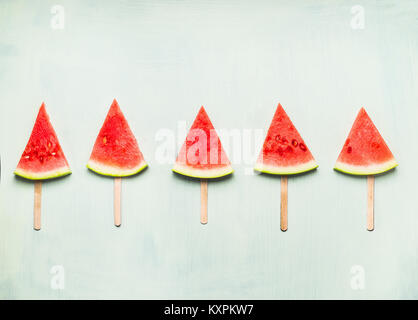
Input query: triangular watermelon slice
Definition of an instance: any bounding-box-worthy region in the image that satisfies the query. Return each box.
[254,103,318,175]
[173,106,233,179]
[334,108,397,175]
[15,103,71,180]
[87,99,147,177]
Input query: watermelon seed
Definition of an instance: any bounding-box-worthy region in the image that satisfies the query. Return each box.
[292,139,298,147]
[51,152,56,156]
[347,146,352,153]
[299,143,307,151]
[103,137,107,144]
[25,155,30,159]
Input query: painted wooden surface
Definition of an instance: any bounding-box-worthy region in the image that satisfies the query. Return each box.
[0,0,417,299]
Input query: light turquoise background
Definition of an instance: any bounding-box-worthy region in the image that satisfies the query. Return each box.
[1,0,418,299]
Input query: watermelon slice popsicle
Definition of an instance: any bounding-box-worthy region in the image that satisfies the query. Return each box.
[254,103,318,231]
[334,108,398,231]
[15,103,72,230]
[173,106,233,224]
[87,99,147,227]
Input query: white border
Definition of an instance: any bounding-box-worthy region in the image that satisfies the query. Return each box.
[87,159,147,177]
[254,160,318,175]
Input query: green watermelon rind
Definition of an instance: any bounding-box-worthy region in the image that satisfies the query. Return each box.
[87,159,148,177]
[14,167,72,180]
[172,163,233,179]
[254,160,318,175]
[334,159,398,175]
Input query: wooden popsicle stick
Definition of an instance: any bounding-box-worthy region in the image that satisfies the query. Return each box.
[114,177,122,227]
[281,176,288,232]
[200,179,208,224]
[367,175,374,231]
[34,181,42,230]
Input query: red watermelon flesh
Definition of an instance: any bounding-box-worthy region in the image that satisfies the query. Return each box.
[87,99,147,177]
[335,108,397,175]
[15,103,71,180]
[254,103,318,175]
[173,106,233,178]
